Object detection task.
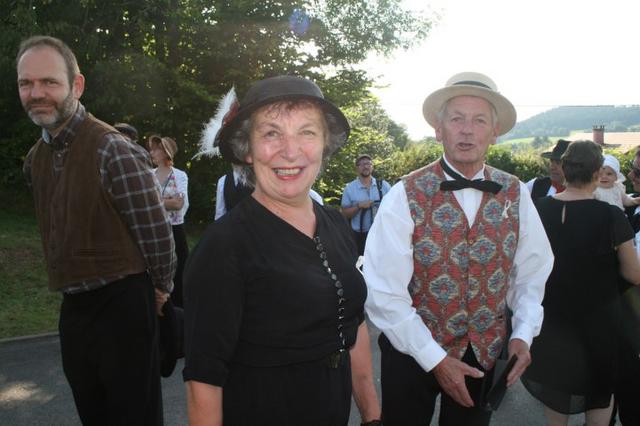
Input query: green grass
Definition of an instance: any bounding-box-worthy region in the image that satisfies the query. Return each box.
[0,206,206,339]
[0,208,60,339]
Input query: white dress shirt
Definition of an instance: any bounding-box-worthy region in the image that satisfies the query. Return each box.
[364,158,554,373]
[214,174,230,220]
[634,206,640,254]
[526,177,559,196]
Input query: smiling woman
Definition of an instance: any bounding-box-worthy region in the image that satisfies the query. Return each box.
[248,102,326,211]
[183,76,382,426]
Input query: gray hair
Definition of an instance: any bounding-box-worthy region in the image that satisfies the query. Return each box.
[228,101,346,187]
[17,35,80,88]
[436,97,499,128]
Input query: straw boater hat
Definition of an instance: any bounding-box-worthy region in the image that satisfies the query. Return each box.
[422,72,517,136]
[197,75,351,164]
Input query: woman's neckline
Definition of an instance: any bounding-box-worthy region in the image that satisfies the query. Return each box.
[249,195,318,240]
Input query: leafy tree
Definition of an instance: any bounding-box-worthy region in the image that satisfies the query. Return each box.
[318,94,405,204]
[485,146,546,182]
[1,0,432,222]
[385,141,442,182]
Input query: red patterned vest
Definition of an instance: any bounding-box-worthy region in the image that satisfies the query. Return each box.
[403,160,520,370]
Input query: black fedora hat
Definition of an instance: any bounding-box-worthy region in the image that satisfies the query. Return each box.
[541,139,571,160]
[214,75,350,164]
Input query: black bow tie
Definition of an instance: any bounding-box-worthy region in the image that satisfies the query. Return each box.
[439,159,502,194]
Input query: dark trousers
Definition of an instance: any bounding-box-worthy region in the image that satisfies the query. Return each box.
[171,224,189,308]
[379,334,493,426]
[612,339,640,425]
[59,273,163,425]
[353,231,368,256]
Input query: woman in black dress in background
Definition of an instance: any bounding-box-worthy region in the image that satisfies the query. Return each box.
[182,76,381,426]
[522,140,640,426]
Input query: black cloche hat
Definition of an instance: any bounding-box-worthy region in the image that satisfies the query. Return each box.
[200,75,351,164]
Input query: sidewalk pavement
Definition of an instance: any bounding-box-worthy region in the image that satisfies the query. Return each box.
[0,327,592,425]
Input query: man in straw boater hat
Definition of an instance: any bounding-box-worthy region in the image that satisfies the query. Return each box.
[526,139,571,200]
[363,72,554,425]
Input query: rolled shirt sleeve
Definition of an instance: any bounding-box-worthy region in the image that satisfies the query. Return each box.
[99,134,176,293]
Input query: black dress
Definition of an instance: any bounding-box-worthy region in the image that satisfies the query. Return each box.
[182,196,366,426]
[522,197,634,414]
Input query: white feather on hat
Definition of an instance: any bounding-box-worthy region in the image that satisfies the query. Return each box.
[194,87,238,158]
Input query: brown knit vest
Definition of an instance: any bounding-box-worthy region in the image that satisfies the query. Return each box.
[29,114,146,291]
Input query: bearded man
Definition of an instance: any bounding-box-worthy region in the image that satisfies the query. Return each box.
[17,35,175,425]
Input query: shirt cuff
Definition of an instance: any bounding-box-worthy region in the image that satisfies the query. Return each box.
[152,277,174,294]
[413,339,448,372]
[510,323,534,348]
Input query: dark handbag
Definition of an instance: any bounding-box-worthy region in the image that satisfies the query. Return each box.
[482,355,518,411]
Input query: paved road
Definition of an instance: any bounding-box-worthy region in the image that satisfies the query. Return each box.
[0,329,593,425]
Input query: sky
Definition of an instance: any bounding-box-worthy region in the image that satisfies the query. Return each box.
[364,0,640,139]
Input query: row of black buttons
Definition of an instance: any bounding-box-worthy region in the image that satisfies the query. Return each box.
[313,235,347,349]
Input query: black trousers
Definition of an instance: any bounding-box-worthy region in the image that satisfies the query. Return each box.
[171,224,189,308]
[59,273,163,425]
[353,231,368,256]
[379,333,494,426]
[612,338,640,425]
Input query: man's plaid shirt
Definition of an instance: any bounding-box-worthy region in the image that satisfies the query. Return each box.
[24,103,176,294]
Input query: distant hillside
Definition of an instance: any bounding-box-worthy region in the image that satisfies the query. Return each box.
[502,105,640,140]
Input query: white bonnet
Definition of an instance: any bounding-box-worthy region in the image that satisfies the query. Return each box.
[602,154,625,183]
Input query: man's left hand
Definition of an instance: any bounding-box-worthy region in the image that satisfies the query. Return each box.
[506,338,531,386]
[155,289,169,316]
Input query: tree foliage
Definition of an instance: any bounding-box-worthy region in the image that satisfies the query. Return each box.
[1,0,431,222]
[318,94,401,203]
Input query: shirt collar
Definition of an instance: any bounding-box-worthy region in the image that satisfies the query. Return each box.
[357,176,376,188]
[42,103,85,148]
[442,155,485,181]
